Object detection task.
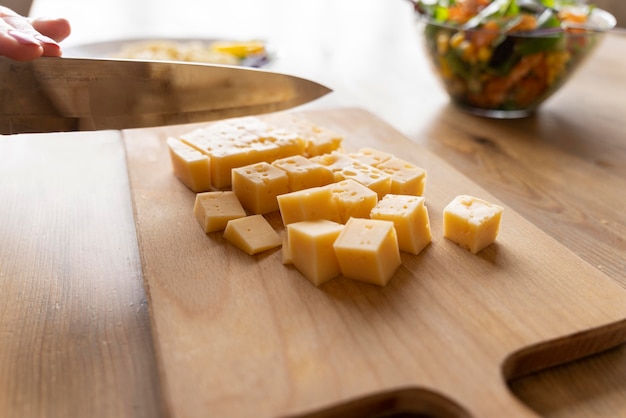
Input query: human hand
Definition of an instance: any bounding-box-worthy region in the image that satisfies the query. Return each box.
[0,6,71,61]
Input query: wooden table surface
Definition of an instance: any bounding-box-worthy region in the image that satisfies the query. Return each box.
[2,0,625,417]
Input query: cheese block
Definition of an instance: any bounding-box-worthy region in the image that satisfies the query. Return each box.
[333,218,401,286]
[309,151,358,173]
[326,179,378,224]
[286,220,344,286]
[166,137,212,192]
[223,214,282,255]
[376,157,426,197]
[231,162,289,214]
[193,191,247,233]
[370,194,432,255]
[277,186,341,225]
[349,147,393,167]
[271,155,334,192]
[443,195,503,254]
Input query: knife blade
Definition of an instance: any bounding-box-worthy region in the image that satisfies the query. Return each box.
[0,56,332,134]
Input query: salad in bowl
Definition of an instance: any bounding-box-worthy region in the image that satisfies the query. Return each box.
[414,0,616,118]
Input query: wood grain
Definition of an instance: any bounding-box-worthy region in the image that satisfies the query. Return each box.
[0,132,164,418]
[123,108,626,418]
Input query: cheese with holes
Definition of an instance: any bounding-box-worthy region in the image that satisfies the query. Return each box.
[166,137,212,192]
[271,155,334,192]
[265,114,343,157]
[287,220,344,286]
[223,214,282,255]
[277,186,341,225]
[231,162,289,214]
[349,147,393,167]
[193,191,246,233]
[333,218,401,286]
[334,161,391,199]
[326,179,378,224]
[370,194,431,255]
[443,195,503,254]
[376,157,426,196]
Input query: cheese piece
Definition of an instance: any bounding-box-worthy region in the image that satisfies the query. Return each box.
[287,220,344,286]
[349,147,393,167]
[312,152,392,199]
[223,214,282,255]
[271,155,334,192]
[231,162,289,214]
[376,157,426,196]
[265,115,343,157]
[370,194,432,255]
[334,161,392,200]
[443,195,503,254]
[193,191,246,233]
[326,179,378,224]
[166,137,212,192]
[277,186,341,225]
[333,218,401,286]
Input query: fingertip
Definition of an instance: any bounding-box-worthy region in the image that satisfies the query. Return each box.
[31,17,72,43]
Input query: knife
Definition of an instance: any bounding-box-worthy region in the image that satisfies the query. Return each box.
[0,56,332,135]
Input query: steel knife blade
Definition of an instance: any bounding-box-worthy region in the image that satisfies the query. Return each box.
[0,56,332,134]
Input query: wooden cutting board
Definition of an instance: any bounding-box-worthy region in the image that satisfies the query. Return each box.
[122,107,626,418]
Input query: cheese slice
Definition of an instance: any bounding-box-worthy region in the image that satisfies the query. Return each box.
[333,218,401,286]
[223,214,282,255]
[370,194,431,255]
[287,220,344,286]
[193,191,247,233]
[443,195,503,254]
[166,137,212,192]
[232,162,289,214]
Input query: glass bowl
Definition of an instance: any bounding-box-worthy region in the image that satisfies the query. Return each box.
[417,3,616,118]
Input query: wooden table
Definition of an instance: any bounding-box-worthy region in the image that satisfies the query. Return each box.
[2,0,625,417]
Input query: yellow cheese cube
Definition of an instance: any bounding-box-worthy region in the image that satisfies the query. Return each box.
[265,115,343,157]
[370,194,432,255]
[349,147,393,167]
[333,218,401,286]
[334,161,392,200]
[326,179,378,224]
[272,155,334,192]
[277,186,341,225]
[309,151,357,173]
[223,214,282,255]
[287,220,344,286]
[443,195,503,254]
[232,162,289,214]
[166,137,212,192]
[263,128,307,159]
[193,191,246,233]
[377,157,426,196]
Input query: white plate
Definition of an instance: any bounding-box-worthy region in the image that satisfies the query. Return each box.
[62,37,272,68]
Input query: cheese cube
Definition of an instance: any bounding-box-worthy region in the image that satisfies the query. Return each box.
[287,220,344,286]
[166,137,212,192]
[271,155,334,192]
[334,161,392,200]
[223,214,282,255]
[443,195,503,254]
[265,115,343,157]
[370,194,432,255]
[349,147,393,167]
[309,151,357,173]
[277,186,341,225]
[333,218,401,286]
[326,179,378,224]
[232,162,289,214]
[193,191,246,233]
[377,157,426,196]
